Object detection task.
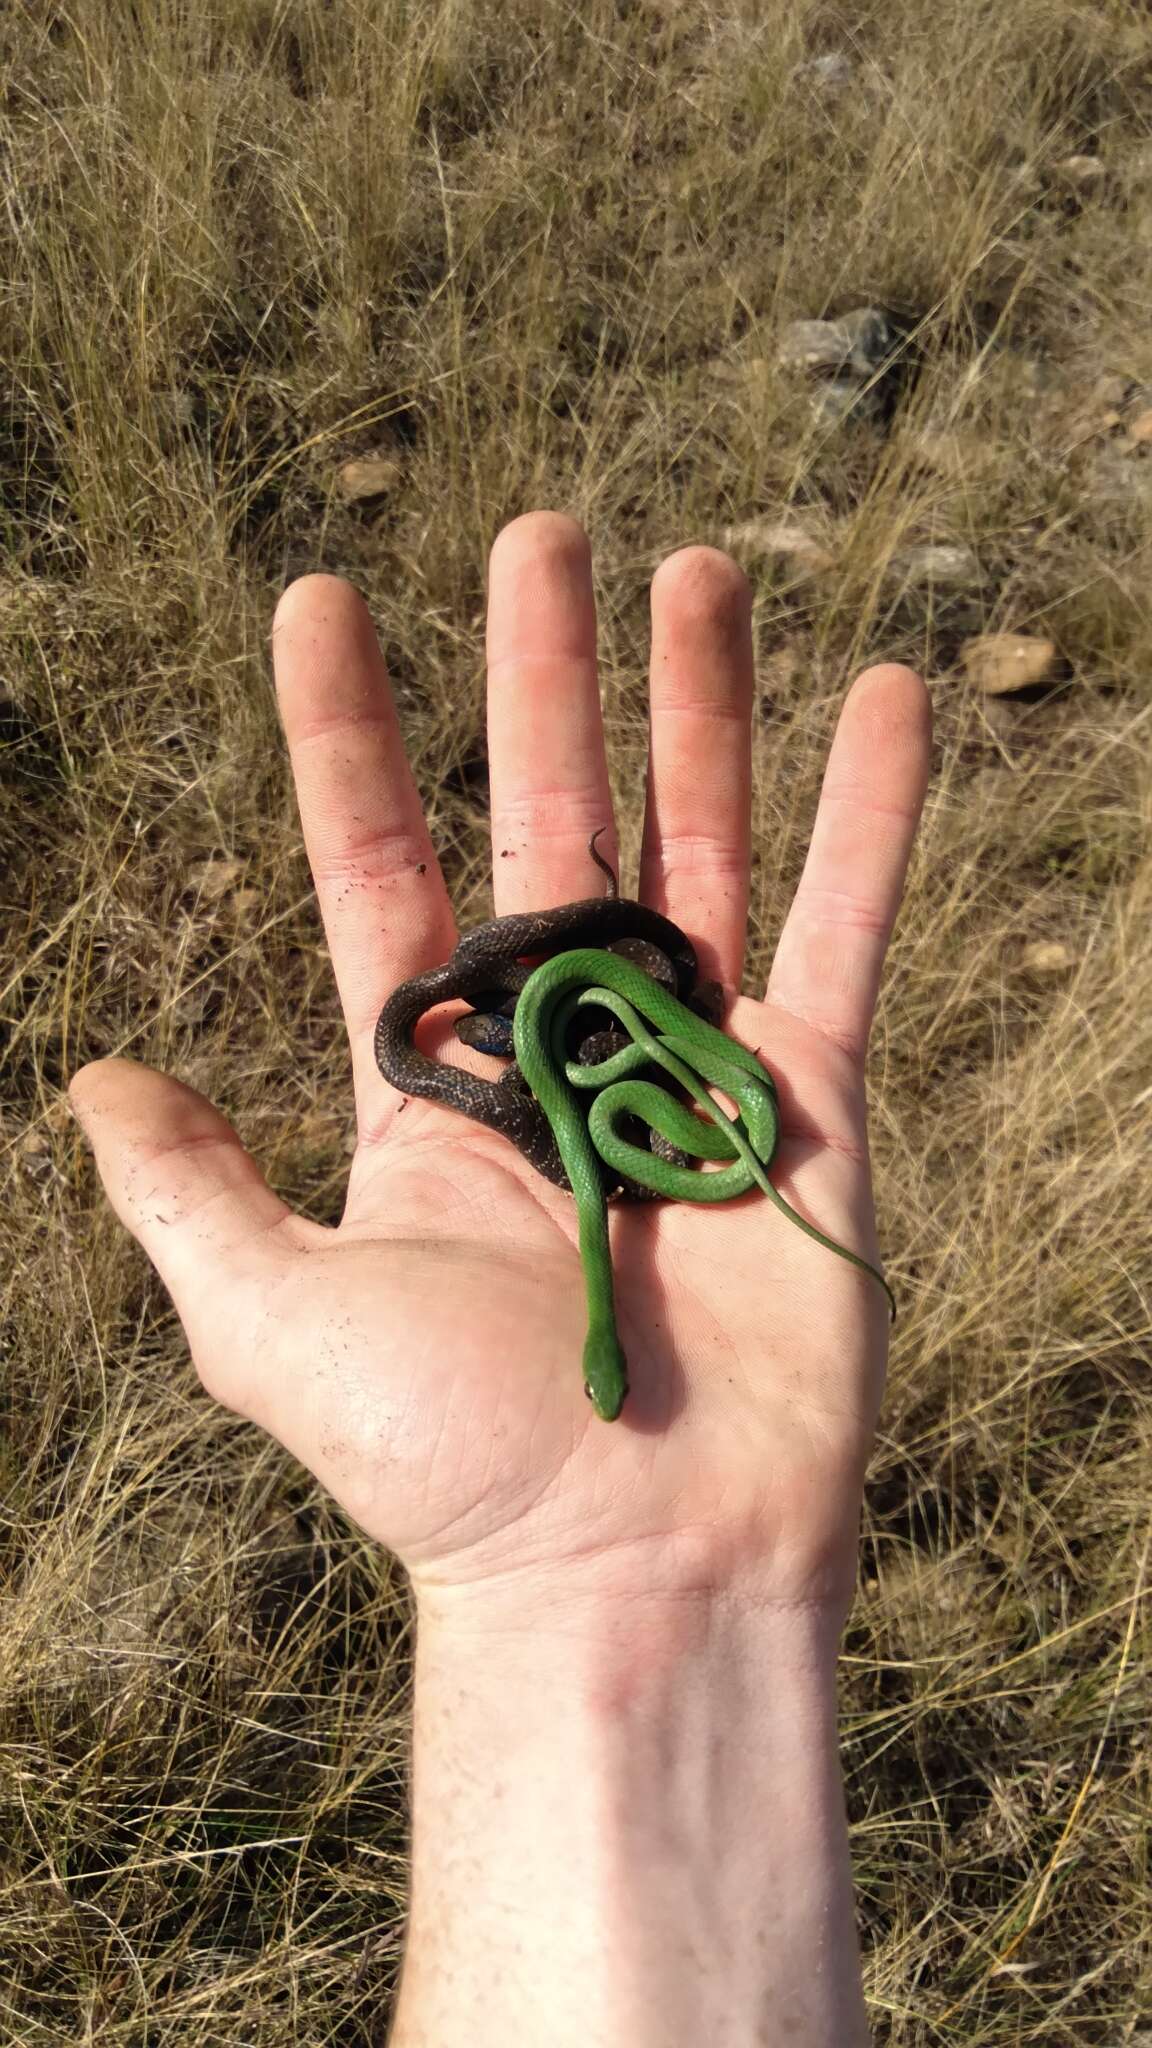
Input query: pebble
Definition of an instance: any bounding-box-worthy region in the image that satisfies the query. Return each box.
[723,520,835,576]
[336,454,402,503]
[1054,153,1108,190]
[778,320,858,376]
[793,52,855,89]
[837,306,899,366]
[962,633,1057,694]
[891,543,985,592]
[777,305,899,424]
[1021,940,1075,977]
[810,379,875,425]
[778,307,896,379]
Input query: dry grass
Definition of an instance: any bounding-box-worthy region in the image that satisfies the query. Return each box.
[2,0,1152,2039]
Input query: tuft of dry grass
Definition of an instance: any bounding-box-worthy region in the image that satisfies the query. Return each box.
[2,0,1152,2039]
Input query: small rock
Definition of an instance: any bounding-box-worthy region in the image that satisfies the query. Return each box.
[777,307,900,427]
[336,454,402,503]
[1021,940,1075,977]
[1127,409,1152,445]
[837,306,899,366]
[793,52,855,89]
[778,306,897,381]
[724,520,835,576]
[778,320,858,376]
[1053,153,1108,190]
[811,378,882,425]
[890,543,985,592]
[962,633,1057,694]
[186,858,245,901]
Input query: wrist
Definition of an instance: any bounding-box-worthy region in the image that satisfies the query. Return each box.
[390,1584,869,2048]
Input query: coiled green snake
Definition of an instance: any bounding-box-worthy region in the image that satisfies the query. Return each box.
[374,838,895,1420]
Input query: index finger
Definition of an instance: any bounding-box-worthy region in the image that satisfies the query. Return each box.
[272,575,456,1124]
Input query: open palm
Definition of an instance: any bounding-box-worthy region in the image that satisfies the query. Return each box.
[72,515,930,1621]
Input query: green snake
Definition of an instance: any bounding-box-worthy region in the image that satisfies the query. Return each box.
[374,845,894,1420]
[511,948,894,1418]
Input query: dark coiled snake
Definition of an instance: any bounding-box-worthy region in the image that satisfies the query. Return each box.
[374,835,894,1420]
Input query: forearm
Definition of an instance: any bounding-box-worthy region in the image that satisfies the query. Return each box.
[387,1583,870,2048]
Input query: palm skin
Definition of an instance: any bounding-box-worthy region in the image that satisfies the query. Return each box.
[71,516,930,1624]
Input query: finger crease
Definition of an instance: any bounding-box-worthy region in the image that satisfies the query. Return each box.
[289,705,395,748]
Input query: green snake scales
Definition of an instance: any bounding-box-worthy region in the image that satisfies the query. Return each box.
[373,836,895,1421]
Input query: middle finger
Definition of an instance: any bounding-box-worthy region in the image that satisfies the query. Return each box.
[486,512,618,913]
[638,546,754,989]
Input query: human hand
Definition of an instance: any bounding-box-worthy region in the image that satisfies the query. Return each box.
[71,513,931,1625]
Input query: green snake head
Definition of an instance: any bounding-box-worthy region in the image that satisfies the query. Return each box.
[582,1328,629,1421]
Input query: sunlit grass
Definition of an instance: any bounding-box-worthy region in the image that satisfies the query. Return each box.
[2,0,1151,2038]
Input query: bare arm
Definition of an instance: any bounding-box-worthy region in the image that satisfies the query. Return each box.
[390,1584,868,2048]
[71,514,930,2047]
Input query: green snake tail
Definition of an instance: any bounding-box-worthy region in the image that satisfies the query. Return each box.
[512,948,894,1420]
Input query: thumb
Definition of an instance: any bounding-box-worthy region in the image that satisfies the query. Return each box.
[69,1056,304,1411]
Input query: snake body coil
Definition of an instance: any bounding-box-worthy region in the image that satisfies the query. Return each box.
[373,850,894,1420]
[372,884,703,1191]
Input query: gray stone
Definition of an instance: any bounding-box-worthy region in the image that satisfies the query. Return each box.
[810,378,883,425]
[778,305,897,383]
[722,520,835,575]
[837,305,899,371]
[1053,153,1109,190]
[793,52,855,89]
[890,543,985,591]
[778,320,858,376]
